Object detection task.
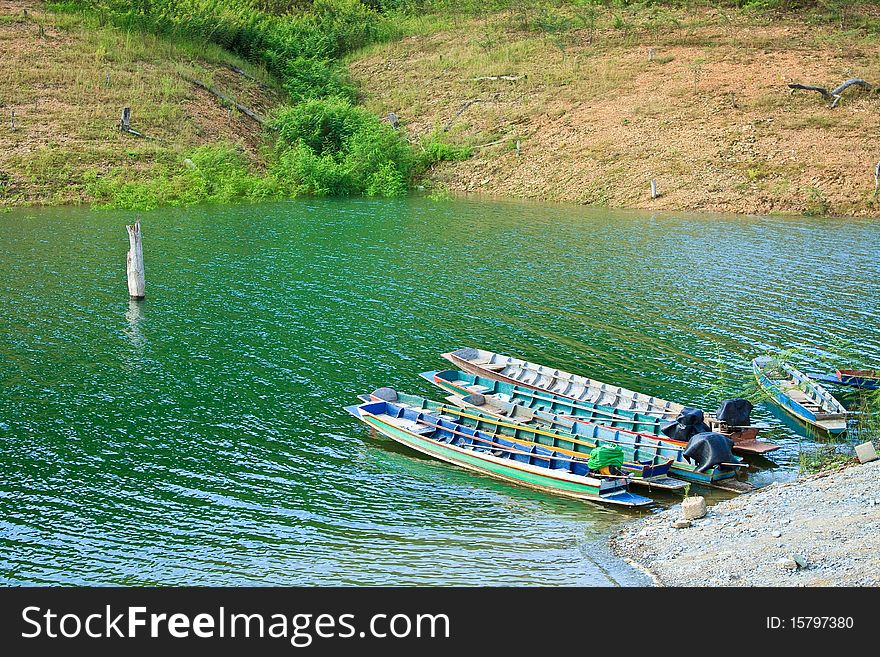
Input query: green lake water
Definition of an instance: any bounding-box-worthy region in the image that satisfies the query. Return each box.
[1,198,878,586]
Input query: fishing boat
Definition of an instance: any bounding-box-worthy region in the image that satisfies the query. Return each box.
[441,347,775,454]
[752,356,848,435]
[807,369,879,390]
[345,400,652,507]
[358,390,685,491]
[836,369,880,389]
[443,347,681,417]
[419,371,750,491]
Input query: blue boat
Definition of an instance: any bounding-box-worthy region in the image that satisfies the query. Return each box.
[806,369,879,391]
[345,400,652,507]
[753,356,848,435]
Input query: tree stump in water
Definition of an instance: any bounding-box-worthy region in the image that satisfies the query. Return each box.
[126,222,145,300]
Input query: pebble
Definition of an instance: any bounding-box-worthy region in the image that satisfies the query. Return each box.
[772,531,782,538]
[777,558,798,571]
[672,520,692,529]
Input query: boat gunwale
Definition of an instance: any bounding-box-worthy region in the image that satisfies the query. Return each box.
[443,349,683,417]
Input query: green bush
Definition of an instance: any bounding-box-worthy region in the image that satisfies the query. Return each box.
[270,98,411,196]
[282,57,356,103]
[61,1,417,203]
[415,132,473,173]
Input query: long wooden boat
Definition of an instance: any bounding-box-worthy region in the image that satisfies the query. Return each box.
[345,400,652,507]
[358,391,685,491]
[836,369,880,389]
[441,347,776,454]
[806,371,880,390]
[443,347,682,417]
[419,370,751,490]
[752,356,848,435]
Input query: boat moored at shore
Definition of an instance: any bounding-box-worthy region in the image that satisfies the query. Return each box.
[359,389,685,491]
[753,356,848,435]
[419,371,750,490]
[345,400,652,507]
[441,348,776,454]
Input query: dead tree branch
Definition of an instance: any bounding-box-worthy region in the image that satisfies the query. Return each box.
[443,99,481,132]
[118,107,154,140]
[471,75,521,82]
[223,64,273,91]
[788,78,875,108]
[181,75,273,128]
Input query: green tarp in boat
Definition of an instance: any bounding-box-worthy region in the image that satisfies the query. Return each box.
[588,444,625,471]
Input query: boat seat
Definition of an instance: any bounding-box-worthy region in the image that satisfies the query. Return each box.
[467,385,491,393]
[397,420,436,435]
[480,363,506,371]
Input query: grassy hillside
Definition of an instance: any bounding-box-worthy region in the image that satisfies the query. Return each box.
[3,1,880,215]
[1,0,430,208]
[0,1,286,206]
[349,3,880,216]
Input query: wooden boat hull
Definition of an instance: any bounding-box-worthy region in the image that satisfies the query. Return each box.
[807,372,879,390]
[359,392,684,492]
[752,357,848,435]
[346,401,651,507]
[420,370,744,487]
[441,348,777,454]
[442,348,681,418]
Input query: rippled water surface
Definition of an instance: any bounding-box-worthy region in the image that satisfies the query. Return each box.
[1,198,878,585]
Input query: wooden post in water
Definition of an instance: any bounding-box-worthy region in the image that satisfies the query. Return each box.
[126,222,145,300]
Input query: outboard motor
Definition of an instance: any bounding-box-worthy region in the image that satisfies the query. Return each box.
[716,398,753,428]
[661,407,711,442]
[683,432,735,473]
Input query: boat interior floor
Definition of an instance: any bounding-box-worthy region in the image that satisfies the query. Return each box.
[778,381,823,410]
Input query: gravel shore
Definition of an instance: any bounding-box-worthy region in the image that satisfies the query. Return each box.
[611,459,880,587]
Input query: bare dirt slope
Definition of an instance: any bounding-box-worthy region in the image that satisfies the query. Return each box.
[0,1,281,205]
[350,9,880,216]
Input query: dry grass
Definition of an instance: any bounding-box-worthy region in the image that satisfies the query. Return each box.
[0,1,282,206]
[349,5,880,216]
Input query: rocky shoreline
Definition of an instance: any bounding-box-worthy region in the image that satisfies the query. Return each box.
[611,459,880,587]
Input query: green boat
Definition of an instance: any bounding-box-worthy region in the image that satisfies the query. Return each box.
[359,389,685,491]
[345,399,652,507]
[420,370,751,491]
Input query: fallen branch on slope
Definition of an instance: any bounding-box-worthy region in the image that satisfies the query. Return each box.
[443,99,481,132]
[181,75,274,128]
[223,63,274,91]
[788,78,875,108]
[472,75,521,82]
